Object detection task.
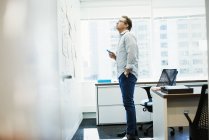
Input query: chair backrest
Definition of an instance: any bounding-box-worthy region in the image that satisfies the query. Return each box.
[193,84,208,129]
[141,69,178,113]
[156,69,178,87]
[144,69,178,101]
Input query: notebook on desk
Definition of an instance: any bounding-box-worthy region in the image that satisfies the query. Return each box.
[161,85,193,94]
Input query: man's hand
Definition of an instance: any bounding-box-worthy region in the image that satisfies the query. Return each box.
[124,68,131,78]
[108,52,116,60]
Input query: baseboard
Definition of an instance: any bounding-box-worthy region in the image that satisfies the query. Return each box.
[83,112,96,119]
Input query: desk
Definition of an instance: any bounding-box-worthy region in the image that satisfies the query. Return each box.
[152,89,200,140]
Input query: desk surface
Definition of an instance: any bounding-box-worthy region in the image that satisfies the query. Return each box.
[152,88,200,98]
[95,80,207,86]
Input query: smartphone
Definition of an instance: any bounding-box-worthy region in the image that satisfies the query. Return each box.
[106,49,112,53]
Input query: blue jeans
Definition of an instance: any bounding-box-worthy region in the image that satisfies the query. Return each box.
[118,73,137,136]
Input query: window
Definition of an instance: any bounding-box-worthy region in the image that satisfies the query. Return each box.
[180,59,189,65]
[161,51,168,57]
[160,34,167,39]
[154,15,207,80]
[177,24,188,30]
[81,15,207,81]
[193,59,203,64]
[161,42,168,48]
[160,25,167,30]
[161,60,168,65]
[80,18,151,81]
[178,42,189,48]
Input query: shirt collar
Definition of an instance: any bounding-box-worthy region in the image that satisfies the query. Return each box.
[120,30,129,35]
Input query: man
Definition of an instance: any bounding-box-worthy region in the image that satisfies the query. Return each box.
[108,16,139,140]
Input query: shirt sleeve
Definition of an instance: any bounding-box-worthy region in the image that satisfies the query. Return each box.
[124,33,138,70]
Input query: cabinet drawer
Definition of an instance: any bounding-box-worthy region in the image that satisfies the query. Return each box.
[97,86,148,105]
[97,86,122,105]
[97,105,152,125]
[98,106,126,124]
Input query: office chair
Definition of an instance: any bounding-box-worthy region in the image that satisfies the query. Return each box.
[139,69,181,136]
[184,84,208,140]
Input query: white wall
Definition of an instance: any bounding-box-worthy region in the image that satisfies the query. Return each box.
[81,0,151,19]
[81,0,205,19]
[0,0,82,139]
[81,82,97,112]
[152,0,205,17]
[57,0,83,139]
[205,0,209,109]
[152,0,204,7]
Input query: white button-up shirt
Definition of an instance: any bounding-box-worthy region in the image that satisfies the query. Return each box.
[116,30,139,79]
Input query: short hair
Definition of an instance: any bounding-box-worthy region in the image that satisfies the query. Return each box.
[122,16,132,31]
